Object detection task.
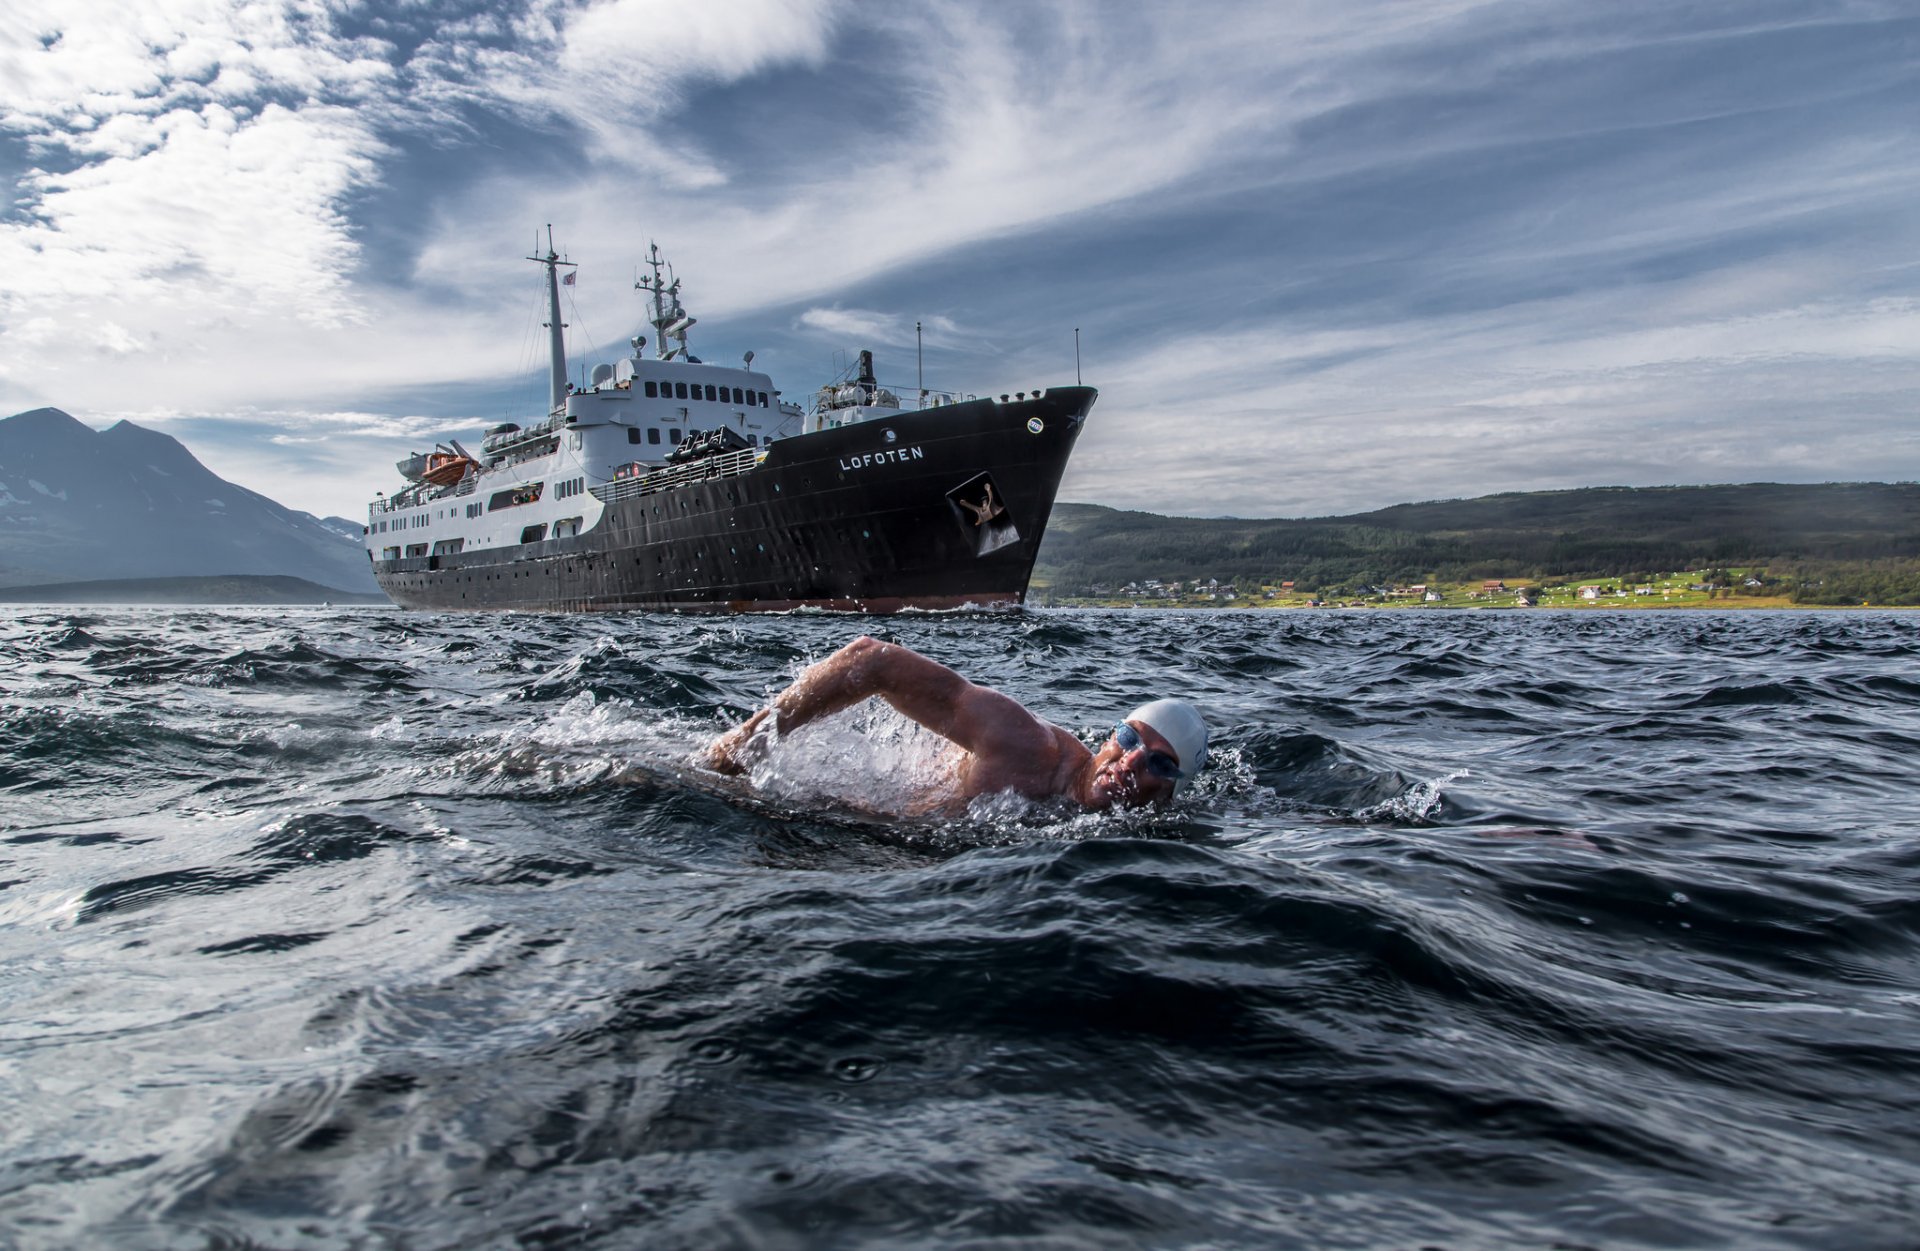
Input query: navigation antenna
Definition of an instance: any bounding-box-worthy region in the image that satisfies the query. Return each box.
[635,242,696,361]
[526,224,577,413]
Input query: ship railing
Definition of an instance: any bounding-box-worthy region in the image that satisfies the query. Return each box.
[907,387,974,409]
[484,414,565,455]
[804,385,974,423]
[591,447,765,505]
[371,474,477,514]
[499,437,561,469]
[372,486,427,514]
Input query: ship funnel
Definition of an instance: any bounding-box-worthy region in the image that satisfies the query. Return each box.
[857,350,876,386]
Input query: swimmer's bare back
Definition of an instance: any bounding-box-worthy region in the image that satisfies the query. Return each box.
[705,637,1096,808]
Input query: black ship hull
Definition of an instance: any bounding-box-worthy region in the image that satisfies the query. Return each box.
[373,388,1092,613]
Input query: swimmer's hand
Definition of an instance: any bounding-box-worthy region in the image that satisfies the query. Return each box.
[705,709,772,775]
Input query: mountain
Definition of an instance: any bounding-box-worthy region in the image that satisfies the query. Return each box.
[1034,483,1920,594]
[0,575,388,605]
[313,515,366,543]
[0,408,378,594]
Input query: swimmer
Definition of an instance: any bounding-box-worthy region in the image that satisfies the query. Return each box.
[705,636,1207,811]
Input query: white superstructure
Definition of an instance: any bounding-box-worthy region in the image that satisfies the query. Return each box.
[367,236,805,562]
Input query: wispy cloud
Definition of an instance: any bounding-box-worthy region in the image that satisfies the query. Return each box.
[0,2,396,320]
[1069,280,1920,516]
[796,308,963,348]
[3,1,1918,520]
[408,1,1314,314]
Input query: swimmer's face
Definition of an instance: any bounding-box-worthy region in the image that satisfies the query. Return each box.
[1091,719,1181,809]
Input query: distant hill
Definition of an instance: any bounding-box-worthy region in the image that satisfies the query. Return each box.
[0,408,378,594]
[1034,483,1920,595]
[0,575,389,605]
[313,515,366,543]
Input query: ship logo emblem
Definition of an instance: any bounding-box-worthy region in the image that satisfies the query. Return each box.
[948,473,1020,556]
[1026,417,1044,434]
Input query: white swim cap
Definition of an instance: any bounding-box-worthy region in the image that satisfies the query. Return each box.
[1124,698,1209,793]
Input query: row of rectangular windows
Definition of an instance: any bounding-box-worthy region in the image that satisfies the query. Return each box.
[644,381,769,406]
[380,511,583,562]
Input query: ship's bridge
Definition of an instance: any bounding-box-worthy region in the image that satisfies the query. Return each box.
[554,357,799,468]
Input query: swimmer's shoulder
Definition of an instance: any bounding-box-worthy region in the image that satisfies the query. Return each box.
[1048,719,1094,763]
[1019,721,1095,797]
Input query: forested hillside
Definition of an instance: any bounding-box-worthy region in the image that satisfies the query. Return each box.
[1032,483,1920,604]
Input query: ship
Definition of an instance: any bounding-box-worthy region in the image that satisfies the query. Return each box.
[365,234,1094,612]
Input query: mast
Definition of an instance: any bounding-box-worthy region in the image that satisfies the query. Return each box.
[528,225,576,412]
[635,242,695,361]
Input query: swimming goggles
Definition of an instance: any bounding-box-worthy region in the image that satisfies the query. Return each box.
[1113,722,1183,780]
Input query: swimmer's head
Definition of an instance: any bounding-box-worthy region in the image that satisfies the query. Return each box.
[1122,698,1208,798]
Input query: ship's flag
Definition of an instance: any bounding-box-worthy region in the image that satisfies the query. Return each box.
[563,271,576,285]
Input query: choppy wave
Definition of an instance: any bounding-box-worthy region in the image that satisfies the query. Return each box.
[3,606,1918,1249]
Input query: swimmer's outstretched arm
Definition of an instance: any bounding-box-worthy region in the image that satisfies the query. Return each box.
[704,636,1050,775]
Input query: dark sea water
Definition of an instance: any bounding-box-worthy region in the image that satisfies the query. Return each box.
[3,606,1918,1250]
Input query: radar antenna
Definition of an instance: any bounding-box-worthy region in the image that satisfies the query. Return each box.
[634,242,696,361]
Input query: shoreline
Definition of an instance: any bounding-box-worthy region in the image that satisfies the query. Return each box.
[1035,597,1908,612]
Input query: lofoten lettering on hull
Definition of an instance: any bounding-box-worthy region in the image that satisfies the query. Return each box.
[838,446,926,471]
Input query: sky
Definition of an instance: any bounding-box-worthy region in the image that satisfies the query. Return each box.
[2,0,1917,521]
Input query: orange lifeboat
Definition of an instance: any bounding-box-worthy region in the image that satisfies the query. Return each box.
[422,451,478,486]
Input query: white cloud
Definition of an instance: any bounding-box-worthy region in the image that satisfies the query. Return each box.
[408,1,1315,318]
[2,0,1303,437]
[96,322,144,354]
[1064,283,1920,517]
[5,1,1920,522]
[797,307,899,344]
[0,0,859,419]
[0,0,397,371]
[796,307,962,348]
[554,0,841,172]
